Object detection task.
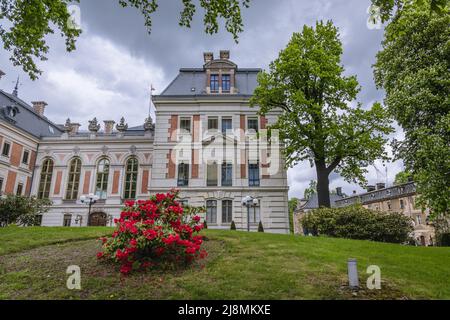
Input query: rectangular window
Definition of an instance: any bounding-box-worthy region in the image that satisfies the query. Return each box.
[206,200,217,224]
[16,183,23,196]
[207,162,218,186]
[222,200,232,223]
[177,163,189,187]
[249,163,260,186]
[180,118,191,133]
[22,150,29,165]
[221,163,233,186]
[221,118,232,134]
[249,205,260,223]
[208,117,218,130]
[417,214,422,225]
[2,142,10,157]
[400,199,405,209]
[222,74,231,92]
[247,118,259,133]
[210,74,219,92]
[63,214,72,227]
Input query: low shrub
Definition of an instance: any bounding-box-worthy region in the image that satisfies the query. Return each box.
[230,220,236,230]
[258,221,264,232]
[97,189,207,274]
[301,205,413,243]
[438,233,450,246]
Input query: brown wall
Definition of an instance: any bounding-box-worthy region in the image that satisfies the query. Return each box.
[10,142,23,167]
[112,171,120,194]
[5,171,17,194]
[168,115,178,142]
[82,171,91,194]
[141,169,149,194]
[54,171,63,195]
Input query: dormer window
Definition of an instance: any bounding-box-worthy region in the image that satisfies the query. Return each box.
[222,74,230,92]
[210,74,219,93]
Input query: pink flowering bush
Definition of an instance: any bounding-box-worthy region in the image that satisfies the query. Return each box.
[97,189,207,275]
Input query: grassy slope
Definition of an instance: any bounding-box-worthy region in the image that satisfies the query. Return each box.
[0,227,449,299]
[0,226,112,255]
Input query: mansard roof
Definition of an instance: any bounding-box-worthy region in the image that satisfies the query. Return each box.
[0,89,63,138]
[158,68,261,97]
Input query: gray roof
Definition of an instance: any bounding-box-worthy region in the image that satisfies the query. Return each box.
[0,90,63,138]
[159,68,261,97]
[302,193,345,210]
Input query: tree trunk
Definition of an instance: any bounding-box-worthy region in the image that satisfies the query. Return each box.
[316,164,331,208]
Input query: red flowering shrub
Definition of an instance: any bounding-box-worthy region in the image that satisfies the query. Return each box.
[97,189,207,275]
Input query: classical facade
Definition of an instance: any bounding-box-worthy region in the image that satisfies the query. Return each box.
[0,51,290,233]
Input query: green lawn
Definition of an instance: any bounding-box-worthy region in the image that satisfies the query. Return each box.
[0,227,449,299]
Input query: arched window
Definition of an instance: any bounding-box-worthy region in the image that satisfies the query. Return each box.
[95,158,109,199]
[65,157,82,200]
[38,158,54,199]
[124,157,138,200]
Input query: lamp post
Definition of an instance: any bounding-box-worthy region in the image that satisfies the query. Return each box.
[241,196,259,232]
[80,193,99,226]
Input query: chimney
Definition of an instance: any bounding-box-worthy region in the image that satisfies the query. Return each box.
[31,101,47,117]
[103,120,115,134]
[220,50,230,60]
[69,123,81,135]
[203,52,214,63]
[376,182,386,190]
[367,185,376,192]
[336,187,342,197]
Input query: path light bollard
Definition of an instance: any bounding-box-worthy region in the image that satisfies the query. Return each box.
[347,258,359,289]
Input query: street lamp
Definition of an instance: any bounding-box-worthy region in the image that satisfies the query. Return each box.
[241,196,259,232]
[80,193,99,226]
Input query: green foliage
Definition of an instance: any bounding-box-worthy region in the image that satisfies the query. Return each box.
[230,220,236,231]
[257,221,264,232]
[288,197,298,234]
[251,20,393,207]
[438,233,450,247]
[371,0,449,23]
[374,3,450,218]
[0,0,250,79]
[394,170,413,185]
[0,195,52,227]
[301,205,414,244]
[203,220,208,229]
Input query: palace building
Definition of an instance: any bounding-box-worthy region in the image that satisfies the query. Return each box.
[0,51,290,233]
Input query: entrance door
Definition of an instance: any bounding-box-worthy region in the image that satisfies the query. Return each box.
[89,212,107,226]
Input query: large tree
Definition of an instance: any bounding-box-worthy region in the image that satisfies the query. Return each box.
[251,21,393,207]
[374,1,449,218]
[0,0,250,79]
[370,0,448,23]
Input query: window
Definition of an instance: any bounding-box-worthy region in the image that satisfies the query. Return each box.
[177,163,189,187]
[249,163,260,186]
[65,158,81,200]
[208,117,218,131]
[222,200,232,223]
[180,118,191,133]
[95,158,110,199]
[0,177,3,194]
[221,163,233,186]
[249,205,260,223]
[210,74,219,92]
[2,142,10,157]
[206,200,217,223]
[16,183,23,195]
[207,162,218,186]
[221,118,232,134]
[222,74,231,92]
[124,157,138,199]
[247,118,259,133]
[400,199,405,209]
[22,150,29,165]
[63,214,72,227]
[417,214,422,225]
[38,158,54,199]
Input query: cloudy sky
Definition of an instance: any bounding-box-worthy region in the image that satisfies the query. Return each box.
[0,0,404,198]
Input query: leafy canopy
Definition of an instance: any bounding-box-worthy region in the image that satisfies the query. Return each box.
[251,21,393,187]
[0,0,250,79]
